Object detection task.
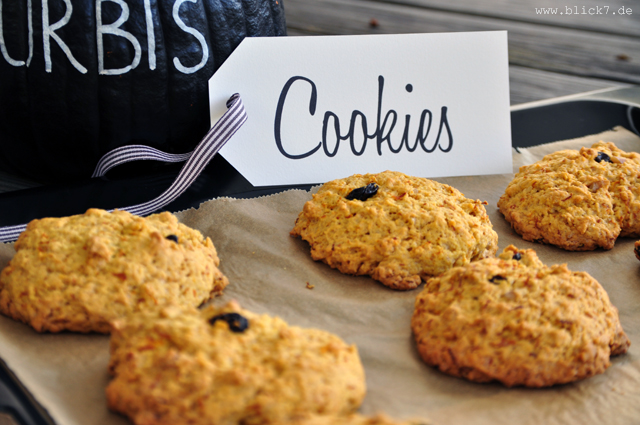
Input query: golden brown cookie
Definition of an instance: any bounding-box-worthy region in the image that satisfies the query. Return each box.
[291,171,498,290]
[0,209,228,333]
[412,245,630,387]
[498,141,640,251]
[106,301,366,425]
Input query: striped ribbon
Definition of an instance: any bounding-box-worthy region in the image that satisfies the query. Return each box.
[0,93,247,243]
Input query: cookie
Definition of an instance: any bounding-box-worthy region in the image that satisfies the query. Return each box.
[412,245,630,387]
[0,209,228,333]
[291,171,498,290]
[106,301,366,425]
[498,141,640,251]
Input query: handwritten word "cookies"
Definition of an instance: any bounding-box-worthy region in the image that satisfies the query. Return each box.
[274,75,453,160]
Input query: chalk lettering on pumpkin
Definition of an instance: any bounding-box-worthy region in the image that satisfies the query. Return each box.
[43,0,87,74]
[97,0,141,76]
[0,0,34,67]
[172,0,208,74]
[143,0,156,70]
[274,75,453,159]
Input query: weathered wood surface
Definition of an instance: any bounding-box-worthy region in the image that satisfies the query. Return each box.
[377,0,640,37]
[284,0,639,105]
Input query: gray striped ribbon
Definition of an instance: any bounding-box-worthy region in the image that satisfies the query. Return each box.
[0,93,247,243]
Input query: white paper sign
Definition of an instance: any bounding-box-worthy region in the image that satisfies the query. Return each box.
[208,31,511,186]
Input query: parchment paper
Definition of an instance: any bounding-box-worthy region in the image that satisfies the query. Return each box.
[1,126,640,425]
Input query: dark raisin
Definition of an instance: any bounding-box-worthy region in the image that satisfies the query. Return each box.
[209,312,249,333]
[165,234,179,243]
[489,275,507,284]
[512,252,522,261]
[594,152,612,163]
[346,183,379,201]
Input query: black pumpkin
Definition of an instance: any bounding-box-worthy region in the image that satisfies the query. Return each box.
[0,0,286,182]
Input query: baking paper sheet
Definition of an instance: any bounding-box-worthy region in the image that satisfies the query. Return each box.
[1,126,640,425]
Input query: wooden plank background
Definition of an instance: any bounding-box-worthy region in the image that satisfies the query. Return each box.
[284,0,640,105]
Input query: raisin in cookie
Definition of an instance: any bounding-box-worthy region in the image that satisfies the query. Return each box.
[498,141,640,251]
[0,209,228,333]
[412,245,630,387]
[291,171,498,290]
[106,301,366,425]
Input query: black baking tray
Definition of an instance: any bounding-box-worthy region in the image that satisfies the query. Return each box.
[1,92,640,424]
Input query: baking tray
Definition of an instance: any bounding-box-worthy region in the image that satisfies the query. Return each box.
[1,85,639,425]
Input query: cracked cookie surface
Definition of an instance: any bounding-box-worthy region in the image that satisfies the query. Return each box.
[0,208,228,333]
[107,302,366,425]
[291,171,498,290]
[498,141,640,251]
[412,245,630,387]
